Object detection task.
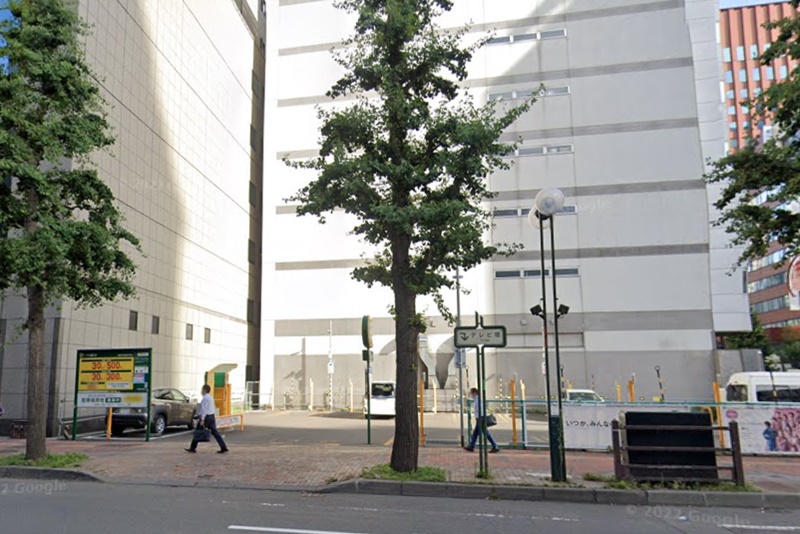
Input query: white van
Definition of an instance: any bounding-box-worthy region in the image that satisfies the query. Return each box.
[364,381,396,418]
[725,372,800,403]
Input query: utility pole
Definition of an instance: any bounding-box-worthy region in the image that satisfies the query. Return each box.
[455,267,465,447]
[328,320,334,411]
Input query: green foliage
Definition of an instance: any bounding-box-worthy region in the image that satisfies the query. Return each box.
[0,0,139,307]
[706,0,800,267]
[724,311,772,357]
[0,452,88,468]
[287,0,531,317]
[361,464,447,482]
[582,472,615,483]
[775,340,800,368]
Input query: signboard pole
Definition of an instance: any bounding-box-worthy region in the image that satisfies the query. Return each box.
[145,350,152,442]
[72,362,80,440]
[475,344,485,475]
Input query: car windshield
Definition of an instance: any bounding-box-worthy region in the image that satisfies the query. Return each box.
[570,392,599,401]
[371,383,394,397]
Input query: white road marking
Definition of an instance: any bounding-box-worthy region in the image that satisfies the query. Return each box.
[719,527,800,531]
[229,528,369,534]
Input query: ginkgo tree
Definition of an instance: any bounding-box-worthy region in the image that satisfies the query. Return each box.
[288,0,533,472]
[0,0,138,460]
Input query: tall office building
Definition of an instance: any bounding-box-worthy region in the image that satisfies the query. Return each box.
[263,0,753,405]
[719,2,800,332]
[0,0,265,434]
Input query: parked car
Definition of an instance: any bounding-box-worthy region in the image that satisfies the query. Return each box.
[565,389,604,402]
[109,388,197,436]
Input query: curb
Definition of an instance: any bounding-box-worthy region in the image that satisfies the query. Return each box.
[320,479,800,509]
[0,466,102,483]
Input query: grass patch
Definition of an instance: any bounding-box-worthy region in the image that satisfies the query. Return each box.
[583,472,615,483]
[0,452,88,469]
[604,479,759,493]
[361,464,447,483]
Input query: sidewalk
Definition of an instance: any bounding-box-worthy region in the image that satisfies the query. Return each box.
[0,413,798,493]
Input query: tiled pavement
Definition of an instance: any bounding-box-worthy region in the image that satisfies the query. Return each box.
[0,413,798,492]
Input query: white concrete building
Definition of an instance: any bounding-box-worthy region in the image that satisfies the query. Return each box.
[0,0,265,434]
[262,0,754,406]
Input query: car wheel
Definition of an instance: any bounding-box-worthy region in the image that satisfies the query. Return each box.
[187,412,196,430]
[151,414,166,435]
[111,426,126,437]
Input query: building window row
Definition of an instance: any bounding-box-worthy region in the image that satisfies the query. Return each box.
[748,272,787,294]
[748,249,786,272]
[722,44,769,63]
[751,295,790,314]
[492,206,577,218]
[724,66,789,85]
[129,310,160,335]
[764,318,800,328]
[489,85,570,101]
[506,144,574,158]
[495,268,580,279]
[487,28,566,46]
[185,323,212,344]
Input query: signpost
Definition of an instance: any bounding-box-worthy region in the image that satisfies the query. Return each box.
[361,315,374,445]
[454,313,507,477]
[72,348,152,441]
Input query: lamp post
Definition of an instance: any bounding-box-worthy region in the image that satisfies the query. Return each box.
[528,187,568,482]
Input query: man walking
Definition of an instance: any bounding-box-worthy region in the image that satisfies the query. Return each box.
[186,384,229,453]
[464,387,499,453]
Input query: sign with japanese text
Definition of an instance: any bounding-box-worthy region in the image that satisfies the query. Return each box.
[454,326,507,348]
[74,348,151,408]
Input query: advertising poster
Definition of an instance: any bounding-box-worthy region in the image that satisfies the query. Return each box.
[723,404,800,454]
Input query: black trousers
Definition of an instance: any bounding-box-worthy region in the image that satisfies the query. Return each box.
[189,414,228,451]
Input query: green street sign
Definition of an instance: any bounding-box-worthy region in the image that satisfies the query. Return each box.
[361,315,373,349]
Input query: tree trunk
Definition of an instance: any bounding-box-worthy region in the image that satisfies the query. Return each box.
[25,283,48,460]
[390,238,419,472]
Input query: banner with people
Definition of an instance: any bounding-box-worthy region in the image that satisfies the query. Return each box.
[722,404,800,454]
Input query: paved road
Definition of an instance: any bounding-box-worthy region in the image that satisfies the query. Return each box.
[2,479,800,534]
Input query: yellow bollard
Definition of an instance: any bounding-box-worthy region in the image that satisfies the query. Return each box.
[616,381,622,402]
[510,380,518,447]
[106,407,113,440]
[713,381,726,448]
[628,375,636,402]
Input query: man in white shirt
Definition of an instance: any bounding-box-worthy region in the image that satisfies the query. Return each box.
[186,384,229,453]
[464,387,499,453]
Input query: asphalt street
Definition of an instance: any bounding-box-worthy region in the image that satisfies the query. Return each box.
[1,479,800,534]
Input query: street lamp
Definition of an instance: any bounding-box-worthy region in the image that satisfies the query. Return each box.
[527,187,568,482]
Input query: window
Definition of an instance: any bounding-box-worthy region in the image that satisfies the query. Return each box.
[520,206,576,217]
[151,316,160,335]
[748,249,786,271]
[513,33,537,43]
[726,89,735,100]
[495,270,521,279]
[739,69,747,82]
[489,85,570,102]
[727,106,736,115]
[747,272,787,293]
[729,139,739,149]
[726,385,748,402]
[724,70,733,83]
[756,385,800,402]
[539,29,567,40]
[248,239,256,264]
[371,383,394,397]
[751,44,759,59]
[767,66,775,80]
[204,328,211,344]
[740,88,748,99]
[742,106,749,115]
[743,121,751,130]
[185,323,193,340]
[729,122,738,131]
[736,46,745,61]
[723,47,732,62]
[547,145,574,154]
[487,36,511,45]
[780,65,789,79]
[555,268,580,276]
[751,295,789,314]
[128,311,138,331]
[492,209,518,218]
[753,68,761,82]
[523,269,550,277]
[249,181,257,206]
[518,147,545,156]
